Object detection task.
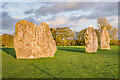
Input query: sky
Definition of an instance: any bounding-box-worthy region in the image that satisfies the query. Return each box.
[0,1,119,35]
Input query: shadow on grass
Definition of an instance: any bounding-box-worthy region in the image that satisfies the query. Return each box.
[1,47,111,58]
[58,47,85,53]
[58,47,110,54]
[1,48,16,58]
[32,64,57,78]
[98,49,111,51]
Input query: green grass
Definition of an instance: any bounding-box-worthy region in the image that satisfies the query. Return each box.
[1,46,118,78]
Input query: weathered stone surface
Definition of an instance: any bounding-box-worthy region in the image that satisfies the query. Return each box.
[14,20,57,59]
[84,27,98,52]
[100,27,110,50]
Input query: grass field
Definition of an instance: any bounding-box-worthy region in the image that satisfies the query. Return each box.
[1,46,118,78]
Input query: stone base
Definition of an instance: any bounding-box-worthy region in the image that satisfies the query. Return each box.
[101,47,110,50]
[16,54,55,59]
[86,50,97,53]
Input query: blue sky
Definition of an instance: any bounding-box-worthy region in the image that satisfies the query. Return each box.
[1,1,119,35]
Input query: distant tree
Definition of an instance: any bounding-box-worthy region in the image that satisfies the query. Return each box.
[54,27,74,46]
[77,28,87,46]
[110,40,119,46]
[70,31,77,46]
[97,17,118,40]
[1,34,14,47]
[97,17,109,30]
[50,28,56,40]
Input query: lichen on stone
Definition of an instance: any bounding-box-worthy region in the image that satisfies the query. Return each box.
[100,27,110,50]
[14,20,57,59]
[84,27,98,52]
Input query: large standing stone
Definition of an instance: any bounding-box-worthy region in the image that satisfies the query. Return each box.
[14,20,57,59]
[84,27,98,52]
[100,27,110,50]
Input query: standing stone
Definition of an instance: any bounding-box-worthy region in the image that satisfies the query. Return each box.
[84,27,98,52]
[14,20,57,59]
[5,44,8,47]
[100,27,110,50]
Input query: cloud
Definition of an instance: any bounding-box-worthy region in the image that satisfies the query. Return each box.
[87,3,118,19]
[47,16,70,27]
[11,16,24,19]
[77,19,87,23]
[33,2,95,16]
[24,17,35,22]
[24,16,40,25]
[53,2,118,20]
[24,9,34,14]
[46,14,93,31]
[1,12,43,35]
[2,11,41,28]
[2,12,8,17]
[1,2,118,35]
[108,16,118,27]
[79,2,118,19]
[2,12,20,30]
[0,29,14,35]
[47,14,88,28]
[2,2,8,9]
[30,2,118,18]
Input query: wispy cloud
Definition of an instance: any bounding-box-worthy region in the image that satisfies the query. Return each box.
[47,16,70,27]
[24,9,34,14]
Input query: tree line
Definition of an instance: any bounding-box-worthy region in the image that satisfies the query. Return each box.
[1,17,119,47]
[49,17,119,46]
